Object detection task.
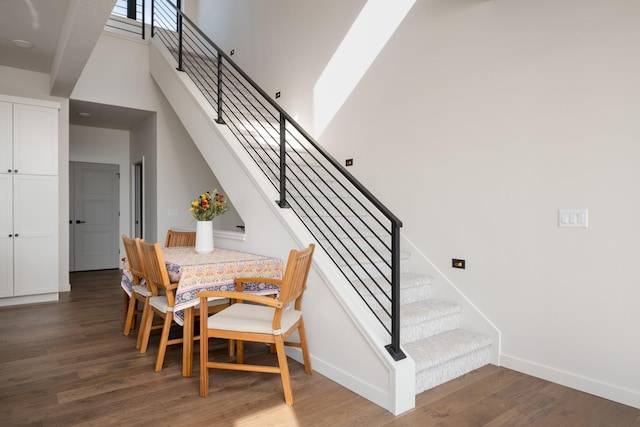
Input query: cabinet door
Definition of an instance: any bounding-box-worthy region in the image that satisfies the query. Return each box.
[0,174,13,297]
[13,103,58,175]
[13,175,58,296]
[0,102,11,174]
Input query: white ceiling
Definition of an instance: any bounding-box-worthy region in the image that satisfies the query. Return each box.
[0,0,70,73]
[0,0,153,130]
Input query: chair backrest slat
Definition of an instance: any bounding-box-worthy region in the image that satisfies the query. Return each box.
[122,235,147,289]
[277,244,315,309]
[139,241,176,306]
[165,230,196,247]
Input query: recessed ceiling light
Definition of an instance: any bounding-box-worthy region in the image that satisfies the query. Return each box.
[12,39,33,49]
[78,112,91,118]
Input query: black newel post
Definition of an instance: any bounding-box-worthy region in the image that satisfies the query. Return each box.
[277,113,289,208]
[150,0,155,37]
[215,54,225,124]
[127,0,136,19]
[176,0,183,71]
[385,223,406,360]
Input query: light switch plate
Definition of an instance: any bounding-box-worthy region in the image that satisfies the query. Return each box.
[558,208,588,228]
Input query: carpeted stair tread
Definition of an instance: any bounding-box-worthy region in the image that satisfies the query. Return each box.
[404,329,492,372]
[399,299,460,328]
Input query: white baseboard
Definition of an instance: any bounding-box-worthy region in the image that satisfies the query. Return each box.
[501,353,640,409]
[59,283,71,292]
[285,347,412,415]
[0,292,58,307]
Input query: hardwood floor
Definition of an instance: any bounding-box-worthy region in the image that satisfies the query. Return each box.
[0,269,638,426]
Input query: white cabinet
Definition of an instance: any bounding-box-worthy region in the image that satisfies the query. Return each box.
[0,96,59,302]
[0,175,12,297]
[1,101,58,176]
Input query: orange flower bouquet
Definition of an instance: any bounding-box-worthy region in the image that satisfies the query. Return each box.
[190,189,229,221]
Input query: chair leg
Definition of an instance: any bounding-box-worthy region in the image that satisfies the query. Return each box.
[237,340,244,364]
[275,335,294,405]
[136,299,150,350]
[139,305,154,354]
[154,314,173,372]
[298,318,313,374]
[200,328,209,397]
[123,295,138,335]
[122,289,130,319]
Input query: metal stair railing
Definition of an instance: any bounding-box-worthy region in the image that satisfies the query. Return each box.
[150,0,405,360]
[107,0,147,39]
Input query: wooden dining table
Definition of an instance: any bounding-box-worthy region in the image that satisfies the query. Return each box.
[121,246,283,376]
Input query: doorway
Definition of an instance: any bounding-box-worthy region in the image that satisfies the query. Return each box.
[133,160,143,239]
[69,162,120,271]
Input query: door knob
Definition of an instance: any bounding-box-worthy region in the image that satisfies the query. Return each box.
[76,220,86,224]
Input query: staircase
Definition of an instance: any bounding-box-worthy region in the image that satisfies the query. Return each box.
[358,272,492,393]
[174,48,493,396]
[146,0,494,404]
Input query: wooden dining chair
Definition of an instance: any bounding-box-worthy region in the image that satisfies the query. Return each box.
[197,244,315,405]
[122,235,152,348]
[137,241,186,372]
[165,229,196,247]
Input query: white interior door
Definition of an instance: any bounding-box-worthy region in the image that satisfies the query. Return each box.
[134,161,143,238]
[71,162,120,271]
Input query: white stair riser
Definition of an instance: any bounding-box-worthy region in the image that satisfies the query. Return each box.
[401,313,459,343]
[414,347,491,393]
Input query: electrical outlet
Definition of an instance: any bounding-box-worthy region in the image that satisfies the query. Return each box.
[345,159,353,166]
[452,259,465,269]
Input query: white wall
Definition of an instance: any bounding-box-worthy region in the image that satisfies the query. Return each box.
[190,0,640,408]
[71,32,242,243]
[0,66,70,292]
[130,114,157,241]
[69,125,130,259]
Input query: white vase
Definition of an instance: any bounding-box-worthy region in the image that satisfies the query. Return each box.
[195,220,214,254]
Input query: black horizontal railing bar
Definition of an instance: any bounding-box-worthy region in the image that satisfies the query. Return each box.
[285,197,393,329]
[281,127,392,249]
[282,190,390,312]
[151,0,405,360]
[276,159,393,280]
[158,0,402,230]
[220,80,280,140]
[280,156,392,277]
[282,137,392,256]
[220,83,280,144]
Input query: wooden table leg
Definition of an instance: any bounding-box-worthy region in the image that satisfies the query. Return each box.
[182,306,193,377]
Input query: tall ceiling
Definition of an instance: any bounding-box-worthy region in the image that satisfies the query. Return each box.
[0,0,70,73]
[0,0,152,130]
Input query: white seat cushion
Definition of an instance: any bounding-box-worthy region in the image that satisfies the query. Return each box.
[149,295,173,313]
[132,284,152,297]
[195,297,230,309]
[207,303,301,335]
